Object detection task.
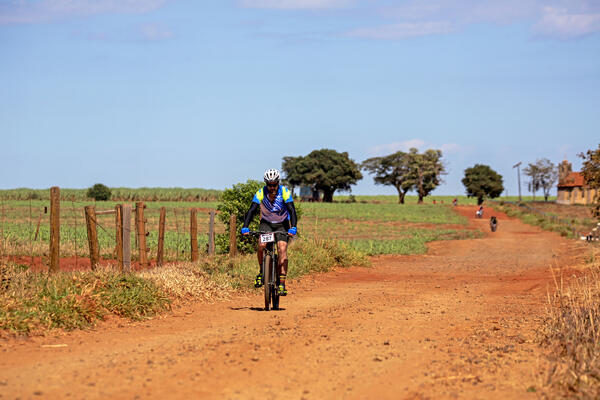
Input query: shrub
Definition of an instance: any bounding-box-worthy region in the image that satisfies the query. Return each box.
[87,183,111,201]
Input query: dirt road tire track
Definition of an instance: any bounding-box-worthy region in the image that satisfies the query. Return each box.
[0,206,586,399]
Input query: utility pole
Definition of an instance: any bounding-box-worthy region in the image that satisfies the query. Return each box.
[513,162,522,202]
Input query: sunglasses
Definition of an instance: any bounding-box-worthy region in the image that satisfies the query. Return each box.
[266,183,278,188]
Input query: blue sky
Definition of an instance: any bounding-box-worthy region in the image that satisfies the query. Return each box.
[1,0,599,196]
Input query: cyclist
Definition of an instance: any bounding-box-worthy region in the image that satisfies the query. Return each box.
[241,169,298,296]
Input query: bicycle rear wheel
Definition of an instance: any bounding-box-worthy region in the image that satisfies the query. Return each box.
[272,254,280,310]
[263,254,271,311]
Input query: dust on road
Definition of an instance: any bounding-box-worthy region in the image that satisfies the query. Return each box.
[0,206,586,399]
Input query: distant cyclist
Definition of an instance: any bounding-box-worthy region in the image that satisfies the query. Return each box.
[241,169,298,296]
[476,205,484,218]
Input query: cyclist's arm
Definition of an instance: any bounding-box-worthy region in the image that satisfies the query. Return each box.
[285,202,297,228]
[243,202,259,228]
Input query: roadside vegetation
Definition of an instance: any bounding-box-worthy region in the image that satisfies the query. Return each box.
[0,264,170,335]
[0,185,482,335]
[540,250,600,398]
[492,201,596,238]
[0,237,367,335]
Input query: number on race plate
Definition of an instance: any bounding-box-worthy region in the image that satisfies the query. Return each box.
[260,233,275,243]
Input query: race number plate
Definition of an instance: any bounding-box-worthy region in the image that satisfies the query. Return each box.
[260,233,275,243]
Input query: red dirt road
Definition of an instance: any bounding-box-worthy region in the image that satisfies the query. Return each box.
[0,206,587,399]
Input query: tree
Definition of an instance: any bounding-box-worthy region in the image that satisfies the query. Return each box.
[523,159,558,201]
[536,158,558,201]
[408,148,445,204]
[579,143,600,219]
[281,149,362,202]
[87,183,111,201]
[216,180,265,254]
[361,151,413,204]
[281,156,304,196]
[461,164,504,205]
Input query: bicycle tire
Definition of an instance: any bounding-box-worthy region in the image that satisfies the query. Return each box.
[263,254,271,311]
[272,254,280,310]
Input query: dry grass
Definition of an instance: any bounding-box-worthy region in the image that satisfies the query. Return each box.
[540,250,600,398]
[139,262,234,302]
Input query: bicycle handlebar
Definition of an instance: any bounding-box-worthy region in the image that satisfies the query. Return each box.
[247,230,290,237]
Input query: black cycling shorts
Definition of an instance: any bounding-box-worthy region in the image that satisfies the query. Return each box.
[259,220,290,243]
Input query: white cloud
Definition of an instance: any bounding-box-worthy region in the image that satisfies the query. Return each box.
[240,0,352,10]
[347,21,453,39]
[440,143,461,153]
[0,0,169,24]
[347,0,600,40]
[367,139,462,156]
[534,6,600,39]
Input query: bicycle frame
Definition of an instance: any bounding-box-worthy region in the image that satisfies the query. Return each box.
[250,231,286,311]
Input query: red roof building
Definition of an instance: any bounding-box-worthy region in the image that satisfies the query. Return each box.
[557,160,596,205]
[557,171,585,188]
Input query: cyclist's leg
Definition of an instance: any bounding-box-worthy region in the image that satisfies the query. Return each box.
[257,242,266,268]
[276,239,288,295]
[277,240,288,277]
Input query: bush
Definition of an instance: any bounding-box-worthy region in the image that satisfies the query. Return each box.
[216,180,302,254]
[87,183,111,201]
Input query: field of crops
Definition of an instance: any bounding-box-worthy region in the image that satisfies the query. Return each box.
[334,194,556,205]
[0,188,221,202]
[0,193,480,264]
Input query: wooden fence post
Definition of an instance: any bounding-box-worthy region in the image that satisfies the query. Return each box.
[157,207,166,266]
[190,208,199,262]
[84,205,99,270]
[115,205,123,271]
[122,205,132,271]
[208,210,215,256]
[229,214,237,257]
[49,186,60,272]
[135,202,148,268]
[34,210,43,241]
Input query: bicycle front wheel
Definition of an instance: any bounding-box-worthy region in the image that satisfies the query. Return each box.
[263,254,271,311]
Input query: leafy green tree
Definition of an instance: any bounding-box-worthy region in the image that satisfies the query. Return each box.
[282,149,362,202]
[87,183,111,201]
[216,180,263,254]
[361,151,413,204]
[281,156,304,196]
[408,148,445,204]
[462,164,504,205]
[579,144,600,219]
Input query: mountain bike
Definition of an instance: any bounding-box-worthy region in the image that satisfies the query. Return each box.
[490,216,498,232]
[250,231,285,311]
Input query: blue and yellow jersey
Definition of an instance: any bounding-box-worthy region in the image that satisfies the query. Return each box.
[252,185,293,224]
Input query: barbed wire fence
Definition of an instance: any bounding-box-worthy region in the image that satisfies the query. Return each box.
[1,200,4,261]
[0,190,230,270]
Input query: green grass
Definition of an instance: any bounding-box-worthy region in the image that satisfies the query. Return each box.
[0,265,171,334]
[491,202,582,238]
[300,202,467,224]
[342,229,481,256]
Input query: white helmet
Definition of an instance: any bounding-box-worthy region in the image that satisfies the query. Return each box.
[263,168,280,183]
